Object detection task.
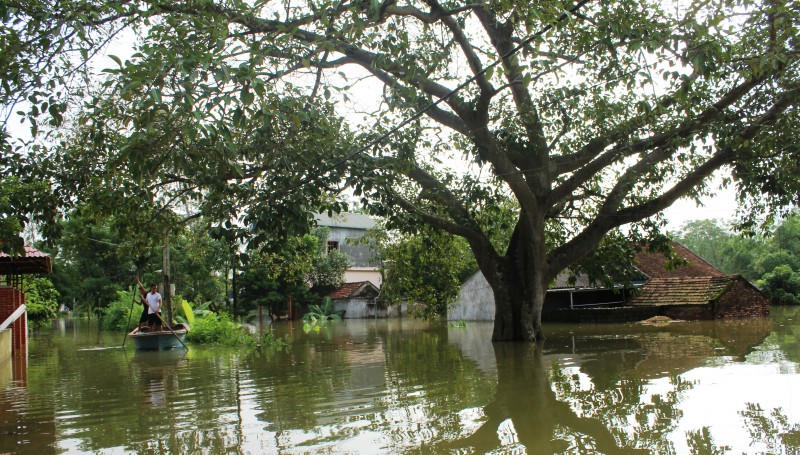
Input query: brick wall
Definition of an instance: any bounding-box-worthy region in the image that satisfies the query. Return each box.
[542,306,662,323]
[663,304,714,320]
[715,279,770,319]
[0,287,26,356]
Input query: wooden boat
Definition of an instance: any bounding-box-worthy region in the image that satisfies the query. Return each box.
[128,323,190,350]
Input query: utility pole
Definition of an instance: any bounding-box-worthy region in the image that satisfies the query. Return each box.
[163,234,173,325]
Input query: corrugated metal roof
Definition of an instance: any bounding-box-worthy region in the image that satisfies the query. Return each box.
[551,272,593,289]
[315,212,377,230]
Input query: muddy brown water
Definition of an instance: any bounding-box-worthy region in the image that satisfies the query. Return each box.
[1,308,798,454]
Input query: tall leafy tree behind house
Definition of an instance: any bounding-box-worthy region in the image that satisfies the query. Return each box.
[236,227,348,317]
[170,223,229,305]
[674,219,763,280]
[377,226,477,319]
[5,0,800,340]
[675,214,800,305]
[49,217,140,315]
[236,233,317,317]
[307,226,349,294]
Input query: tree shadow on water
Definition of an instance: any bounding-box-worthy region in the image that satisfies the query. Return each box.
[447,343,650,455]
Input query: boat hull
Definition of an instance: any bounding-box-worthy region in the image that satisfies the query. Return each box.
[129,324,190,350]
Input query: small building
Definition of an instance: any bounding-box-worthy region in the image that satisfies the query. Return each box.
[448,269,640,322]
[327,281,398,318]
[0,245,53,383]
[448,241,769,322]
[315,212,382,287]
[448,270,494,321]
[627,243,769,319]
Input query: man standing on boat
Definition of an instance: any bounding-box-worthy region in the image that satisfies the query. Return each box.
[146,283,162,330]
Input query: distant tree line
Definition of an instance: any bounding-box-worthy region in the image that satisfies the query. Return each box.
[674,213,800,305]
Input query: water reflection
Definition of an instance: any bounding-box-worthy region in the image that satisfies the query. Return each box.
[0,310,796,454]
[439,343,646,454]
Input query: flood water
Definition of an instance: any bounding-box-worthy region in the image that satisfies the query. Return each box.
[1,308,799,454]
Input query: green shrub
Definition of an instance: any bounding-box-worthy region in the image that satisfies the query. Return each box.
[100,290,140,332]
[258,330,289,351]
[302,297,343,322]
[302,297,344,333]
[757,265,800,305]
[23,277,61,324]
[186,312,257,347]
[447,320,468,328]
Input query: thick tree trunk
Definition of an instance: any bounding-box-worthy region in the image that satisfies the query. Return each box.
[490,213,548,342]
[489,265,547,342]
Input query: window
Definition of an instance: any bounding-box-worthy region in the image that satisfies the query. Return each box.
[327,241,339,253]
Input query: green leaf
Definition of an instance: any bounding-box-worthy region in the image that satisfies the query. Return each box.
[241,89,254,105]
[180,299,195,324]
[150,87,162,105]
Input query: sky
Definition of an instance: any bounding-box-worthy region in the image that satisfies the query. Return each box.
[662,178,739,232]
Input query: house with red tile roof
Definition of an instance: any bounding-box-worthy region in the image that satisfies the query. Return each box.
[627,243,769,320]
[449,241,769,322]
[326,281,391,318]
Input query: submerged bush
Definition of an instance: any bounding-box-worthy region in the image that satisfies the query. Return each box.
[186,312,254,346]
[259,330,289,351]
[100,290,140,332]
[186,312,288,349]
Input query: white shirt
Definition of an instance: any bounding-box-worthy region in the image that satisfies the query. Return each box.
[146,291,162,314]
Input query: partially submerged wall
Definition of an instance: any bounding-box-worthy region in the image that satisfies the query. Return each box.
[715,279,771,319]
[0,287,26,356]
[448,271,494,321]
[0,330,11,387]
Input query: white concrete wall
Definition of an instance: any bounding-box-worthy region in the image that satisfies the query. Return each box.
[448,271,495,321]
[334,298,371,318]
[344,268,382,287]
[333,299,405,319]
[0,329,11,388]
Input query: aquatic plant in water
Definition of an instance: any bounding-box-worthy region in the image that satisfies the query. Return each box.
[447,320,469,329]
[302,297,343,333]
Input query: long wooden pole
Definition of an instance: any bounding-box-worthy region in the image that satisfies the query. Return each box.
[121,284,137,347]
[153,312,189,351]
[163,234,173,325]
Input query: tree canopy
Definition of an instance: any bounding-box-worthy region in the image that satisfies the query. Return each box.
[376,225,477,319]
[3,0,799,340]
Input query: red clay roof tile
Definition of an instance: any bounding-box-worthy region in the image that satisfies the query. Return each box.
[328,281,376,299]
[629,276,733,306]
[635,242,725,279]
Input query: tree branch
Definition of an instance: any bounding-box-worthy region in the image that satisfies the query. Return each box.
[547,85,800,278]
[548,72,764,209]
[384,3,481,23]
[425,0,494,101]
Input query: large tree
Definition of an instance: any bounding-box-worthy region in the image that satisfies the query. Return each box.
[3,0,800,341]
